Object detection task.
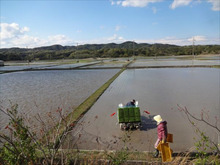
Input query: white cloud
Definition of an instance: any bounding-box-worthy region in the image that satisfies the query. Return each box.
[107,34,124,42]
[110,0,122,5]
[207,0,220,11]
[112,0,220,11]
[0,23,29,40]
[78,34,125,45]
[170,0,219,11]
[170,0,192,9]
[135,35,218,46]
[10,35,42,48]
[188,36,206,42]
[1,23,218,48]
[0,22,126,48]
[111,0,163,7]
[118,36,124,40]
[0,22,75,48]
[1,33,74,48]
[108,34,118,41]
[137,37,186,45]
[48,35,73,45]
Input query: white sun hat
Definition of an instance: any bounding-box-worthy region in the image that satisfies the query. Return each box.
[153,115,163,125]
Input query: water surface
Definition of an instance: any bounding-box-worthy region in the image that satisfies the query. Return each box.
[130,59,220,67]
[0,69,119,131]
[69,68,220,152]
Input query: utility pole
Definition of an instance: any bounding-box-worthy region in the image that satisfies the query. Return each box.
[133,40,135,60]
[76,43,79,62]
[192,37,195,58]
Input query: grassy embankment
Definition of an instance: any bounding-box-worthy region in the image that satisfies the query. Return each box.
[51,60,132,137]
[39,149,219,164]
[4,58,97,65]
[212,65,220,68]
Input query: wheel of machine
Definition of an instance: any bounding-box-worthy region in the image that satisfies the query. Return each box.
[130,123,135,130]
[120,123,123,130]
[120,123,127,130]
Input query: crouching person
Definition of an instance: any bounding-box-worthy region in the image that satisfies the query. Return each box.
[125,99,136,107]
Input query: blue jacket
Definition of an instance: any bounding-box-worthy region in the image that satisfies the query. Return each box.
[125,101,135,107]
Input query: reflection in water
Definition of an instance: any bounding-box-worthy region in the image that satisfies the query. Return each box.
[0,69,120,131]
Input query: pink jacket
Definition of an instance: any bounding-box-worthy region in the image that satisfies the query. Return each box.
[157,121,168,141]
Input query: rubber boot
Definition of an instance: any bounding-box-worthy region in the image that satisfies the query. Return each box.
[153,149,159,158]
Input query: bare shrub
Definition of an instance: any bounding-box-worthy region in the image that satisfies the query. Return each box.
[0,104,77,165]
[177,105,220,164]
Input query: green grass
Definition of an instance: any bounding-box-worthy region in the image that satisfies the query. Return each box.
[36,149,220,164]
[36,149,157,162]
[5,58,97,66]
[212,65,220,68]
[68,150,154,161]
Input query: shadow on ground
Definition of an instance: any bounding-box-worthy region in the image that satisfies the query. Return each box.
[140,115,157,131]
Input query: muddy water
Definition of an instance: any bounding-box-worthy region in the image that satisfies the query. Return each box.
[68,68,220,152]
[0,69,119,131]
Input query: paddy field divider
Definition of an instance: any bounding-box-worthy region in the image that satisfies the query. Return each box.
[47,61,132,141]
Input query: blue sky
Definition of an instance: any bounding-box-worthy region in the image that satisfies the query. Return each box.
[0,0,219,48]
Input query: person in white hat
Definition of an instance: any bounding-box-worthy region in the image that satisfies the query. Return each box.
[153,115,168,157]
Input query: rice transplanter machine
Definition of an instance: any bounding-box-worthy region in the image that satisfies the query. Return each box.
[117,102,141,130]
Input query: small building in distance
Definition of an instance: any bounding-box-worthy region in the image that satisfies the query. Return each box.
[0,60,4,66]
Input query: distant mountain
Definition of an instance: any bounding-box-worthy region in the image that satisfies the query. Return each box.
[0,42,219,61]
[0,42,180,51]
[33,45,68,51]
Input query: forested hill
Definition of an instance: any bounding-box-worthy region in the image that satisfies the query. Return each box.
[0,41,220,61]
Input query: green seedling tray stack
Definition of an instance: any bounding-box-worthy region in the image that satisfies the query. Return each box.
[118,108,125,123]
[128,107,135,122]
[118,107,141,123]
[123,108,129,122]
[134,107,141,122]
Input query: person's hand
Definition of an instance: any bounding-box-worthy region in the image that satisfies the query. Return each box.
[162,138,166,144]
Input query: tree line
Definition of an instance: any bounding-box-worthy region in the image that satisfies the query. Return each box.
[0,41,219,61]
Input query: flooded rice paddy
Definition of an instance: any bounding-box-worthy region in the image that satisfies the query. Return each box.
[130,59,219,67]
[0,61,100,71]
[68,68,219,152]
[0,69,120,130]
[0,56,219,152]
[129,56,220,68]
